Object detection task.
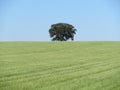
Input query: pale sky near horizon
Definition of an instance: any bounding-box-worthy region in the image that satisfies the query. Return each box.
[0,0,120,41]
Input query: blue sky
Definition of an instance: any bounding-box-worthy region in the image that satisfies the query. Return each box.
[0,0,120,41]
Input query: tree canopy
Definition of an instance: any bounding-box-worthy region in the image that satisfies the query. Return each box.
[49,23,77,41]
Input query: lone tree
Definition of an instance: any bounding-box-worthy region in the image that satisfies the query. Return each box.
[49,23,77,41]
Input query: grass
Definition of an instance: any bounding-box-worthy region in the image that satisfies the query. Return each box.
[0,41,120,90]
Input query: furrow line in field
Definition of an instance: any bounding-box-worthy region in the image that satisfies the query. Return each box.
[39,65,120,89]
[1,55,118,78]
[0,61,100,82]
[0,62,119,88]
[0,58,114,82]
[1,62,120,84]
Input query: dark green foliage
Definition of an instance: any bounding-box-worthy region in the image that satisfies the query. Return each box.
[49,23,77,41]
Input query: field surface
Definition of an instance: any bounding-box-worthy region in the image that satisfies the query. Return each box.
[0,42,120,90]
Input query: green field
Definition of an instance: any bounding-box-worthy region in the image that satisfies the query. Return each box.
[0,42,120,90]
